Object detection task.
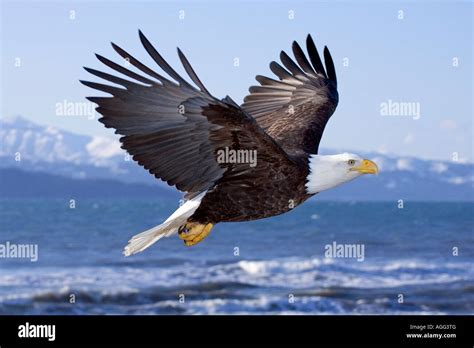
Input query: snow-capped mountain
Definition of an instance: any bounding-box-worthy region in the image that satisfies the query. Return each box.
[0,115,153,184]
[1,115,473,200]
[1,115,123,166]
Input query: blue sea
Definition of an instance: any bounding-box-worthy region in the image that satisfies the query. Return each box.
[0,199,473,315]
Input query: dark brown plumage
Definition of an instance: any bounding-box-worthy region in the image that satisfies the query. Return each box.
[241,35,338,156]
[81,31,338,224]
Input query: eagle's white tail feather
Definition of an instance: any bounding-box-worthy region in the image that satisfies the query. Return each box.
[123,191,206,256]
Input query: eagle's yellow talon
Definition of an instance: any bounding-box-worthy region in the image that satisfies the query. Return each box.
[178,222,213,246]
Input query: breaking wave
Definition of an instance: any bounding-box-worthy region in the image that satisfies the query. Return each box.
[1,257,472,314]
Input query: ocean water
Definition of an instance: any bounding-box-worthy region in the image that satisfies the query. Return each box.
[0,199,472,315]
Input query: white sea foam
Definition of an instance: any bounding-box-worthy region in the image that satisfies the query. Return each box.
[0,257,471,314]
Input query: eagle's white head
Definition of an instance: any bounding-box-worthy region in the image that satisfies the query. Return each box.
[305,153,379,194]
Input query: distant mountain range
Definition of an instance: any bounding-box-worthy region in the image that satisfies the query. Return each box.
[0,115,155,184]
[1,115,472,201]
[0,167,178,199]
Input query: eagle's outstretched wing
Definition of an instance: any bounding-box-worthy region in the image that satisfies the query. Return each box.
[241,35,339,156]
[81,31,294,199]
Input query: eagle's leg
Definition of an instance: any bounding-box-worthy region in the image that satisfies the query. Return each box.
[178,222,214,246]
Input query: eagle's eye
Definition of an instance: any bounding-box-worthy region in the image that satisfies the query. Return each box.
[348,159,356,166]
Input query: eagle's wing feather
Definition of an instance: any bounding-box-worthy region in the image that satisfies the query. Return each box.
[241,35,339,155]
[81,31,293,199]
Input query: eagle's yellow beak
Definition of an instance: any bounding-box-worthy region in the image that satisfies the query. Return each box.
[351,159,379,174]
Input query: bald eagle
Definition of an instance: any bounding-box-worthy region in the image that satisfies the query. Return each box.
[81,32,379,256]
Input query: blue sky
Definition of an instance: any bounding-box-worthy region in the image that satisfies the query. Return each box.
[1,0,472,161]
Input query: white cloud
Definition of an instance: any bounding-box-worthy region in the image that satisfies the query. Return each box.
[396,158,413,171]
[447,177,466,185]
[430,162,448,174]
[45,125,60,135]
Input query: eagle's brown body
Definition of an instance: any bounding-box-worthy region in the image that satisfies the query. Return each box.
[191,155,311,223]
